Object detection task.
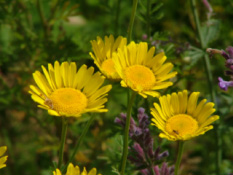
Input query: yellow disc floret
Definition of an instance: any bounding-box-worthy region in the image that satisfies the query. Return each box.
[124,65,156,91]
[151,90,219,141]
[29,61,112,117]
[165,114,198,137]
[49,88,87,116]
[101,59,117,76]
[90,35,127,80]
[112,41,177,97]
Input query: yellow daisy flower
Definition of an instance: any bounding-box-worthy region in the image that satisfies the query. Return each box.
[112,41,177,98]
[90,35,127,80]
[53,163,101,175]
[29,61,112,117]
[0,146,7,169]
[151,90,219,141]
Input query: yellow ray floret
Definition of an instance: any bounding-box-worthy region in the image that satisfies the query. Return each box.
[29,61,112,117]
[90,35,127,80]
[53,163,102,175]
[150,90,219,141]
[112,41,177,98]
[0,146,7,169]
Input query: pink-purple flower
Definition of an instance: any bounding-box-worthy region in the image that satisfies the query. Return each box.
[207,46,233,91]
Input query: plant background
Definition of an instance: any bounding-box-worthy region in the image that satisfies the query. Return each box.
[0,0,233,174]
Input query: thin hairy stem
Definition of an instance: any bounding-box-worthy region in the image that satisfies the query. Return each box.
[120,91,137,175]
[127,0,138,42]
[174,141,185,175]
[69,115,95,163]
[58,117,68,169]
[190,1,221,174]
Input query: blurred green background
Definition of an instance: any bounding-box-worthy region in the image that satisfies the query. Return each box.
[0,0,233,174]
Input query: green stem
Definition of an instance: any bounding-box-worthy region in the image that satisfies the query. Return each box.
[127,0,138,42]
[114,0,122,36]
[190,0,204,48]
[68,115,95,163]
[190,0,216,103]
[120,91,137,175]
[190,1,220,175]
[58,117,68,169]
[175,141,185,175]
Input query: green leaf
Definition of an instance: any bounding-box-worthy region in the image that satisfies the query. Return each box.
[201,19,220,48]
[151,2,163,14]
[138,0,146,12]
[153,11,164,20]
[137,13,147,23]
[184,46,205,69]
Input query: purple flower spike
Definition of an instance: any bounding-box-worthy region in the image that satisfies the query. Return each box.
[218,77,233,91]
[141,169,149,175]
[133,143,145,160]
[207,46,233,90]
[114,117,123,125]
[226,46,233,59]
[154,166,160,175]
[226,59,233,65]
[158,151,169,160]
[221,50,230,60]
[225,70,233,76]
[138,107,145,114]
[151,163,174,175]
[202,0,213,13]
[115,107,172,174]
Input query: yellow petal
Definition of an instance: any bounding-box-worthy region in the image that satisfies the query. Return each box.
[54,61,63,88]
[0,146,7,157]
[88,168,97,175]
[187,92,200,115]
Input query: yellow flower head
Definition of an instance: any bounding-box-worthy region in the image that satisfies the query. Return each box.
[53,163,101,175]
[90,35,127,80]
[29,61,112,117]
[112,41,177,98]
[0,146,7,169]
[151,90,219,141]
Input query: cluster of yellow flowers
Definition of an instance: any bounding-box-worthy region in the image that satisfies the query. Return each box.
[25,35,219,174]
[89,35,218,141]
[0,35,219,174]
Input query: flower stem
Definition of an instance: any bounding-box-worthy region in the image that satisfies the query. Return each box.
[58,117,68,169]
[120,91,137,175]
[190,1,221,175]
[127,0,138,42]
[175,141,185,175]
[190,0,216,103]
[68,115,95,163]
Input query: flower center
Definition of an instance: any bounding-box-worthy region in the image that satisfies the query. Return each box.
[101,59,117,76]
[124,65,156,90]
[165,114,198,137]
[48,88,87,115]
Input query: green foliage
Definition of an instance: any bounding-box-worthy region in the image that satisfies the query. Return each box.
[0,0,233,175]
[201,19,220,48]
